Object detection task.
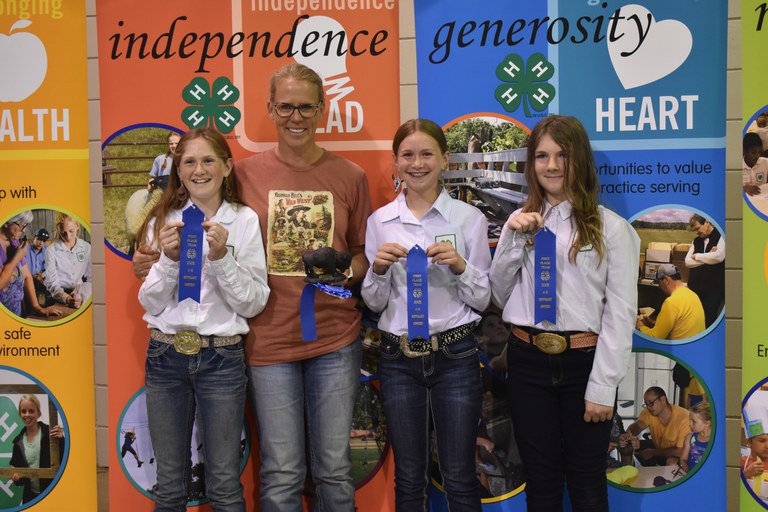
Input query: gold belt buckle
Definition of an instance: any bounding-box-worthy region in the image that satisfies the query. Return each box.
[400,334,432,358]
[174,331,202,355]
[533,333,567,354]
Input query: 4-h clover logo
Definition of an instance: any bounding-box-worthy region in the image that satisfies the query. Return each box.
[494,52,556,117]
[181,77,241,134]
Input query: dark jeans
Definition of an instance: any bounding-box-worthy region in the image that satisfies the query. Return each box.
[379,335,482,512]
[145,339,247,512]
[506,336,612,512]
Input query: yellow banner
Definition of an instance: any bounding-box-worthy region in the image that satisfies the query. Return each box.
[0,0,96,510]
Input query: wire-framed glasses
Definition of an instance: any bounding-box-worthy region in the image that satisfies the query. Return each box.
[272,103,321,118]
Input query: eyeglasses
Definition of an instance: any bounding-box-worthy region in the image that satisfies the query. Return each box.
[642,396,661,408]
[272,103,321,119]
[13,221,28,230]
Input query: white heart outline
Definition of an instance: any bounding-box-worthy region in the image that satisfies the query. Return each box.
[607,4,692,90]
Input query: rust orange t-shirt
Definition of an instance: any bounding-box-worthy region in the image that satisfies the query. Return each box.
[235,148,371,365]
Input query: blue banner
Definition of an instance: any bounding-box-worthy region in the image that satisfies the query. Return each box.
[415,1,726,510]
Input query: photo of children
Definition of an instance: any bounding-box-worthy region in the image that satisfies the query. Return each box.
[742,386,768,504]
[743,109,768,219]
[607,351,711,490]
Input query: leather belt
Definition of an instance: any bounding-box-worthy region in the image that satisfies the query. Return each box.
[381,322,476,358]
[151,328,241,355]
[511,325,598,355]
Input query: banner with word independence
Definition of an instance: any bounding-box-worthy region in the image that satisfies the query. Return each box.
[741,2,768,511]
[0,1,97,511]
[415,1,726,510]
[95,1,399,510]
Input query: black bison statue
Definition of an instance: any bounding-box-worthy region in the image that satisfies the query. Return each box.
[302,247,352,283]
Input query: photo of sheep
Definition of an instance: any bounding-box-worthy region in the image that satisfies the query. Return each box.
[101,125,184,257]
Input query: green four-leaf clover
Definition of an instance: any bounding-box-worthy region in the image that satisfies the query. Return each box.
[181,77,242,134]
[494,52,556,117]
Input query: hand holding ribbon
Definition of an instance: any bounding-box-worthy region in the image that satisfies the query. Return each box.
[202,221,229,261]
[426,242,466,275]
[372,242,408,275]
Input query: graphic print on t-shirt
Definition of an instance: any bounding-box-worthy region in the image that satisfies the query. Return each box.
[267,190,335,275]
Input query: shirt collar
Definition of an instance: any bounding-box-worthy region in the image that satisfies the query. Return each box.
[543,199,573,221]
[380,189,453,223]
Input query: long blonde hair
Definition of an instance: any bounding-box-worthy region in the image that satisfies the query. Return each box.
[522,115,605,263]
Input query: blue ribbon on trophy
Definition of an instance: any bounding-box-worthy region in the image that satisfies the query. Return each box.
[300,247,353,341]
[406,245,430,341]
[178,204,205,303]
[534,227,556,325]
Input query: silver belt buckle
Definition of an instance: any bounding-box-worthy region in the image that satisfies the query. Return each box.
[400,334,432,358]
[533,333,567,354]
[174,331,202,355]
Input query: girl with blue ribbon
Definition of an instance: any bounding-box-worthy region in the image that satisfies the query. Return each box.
[362,119,491,511]
[489,115,639,512]
[137,128,270,512]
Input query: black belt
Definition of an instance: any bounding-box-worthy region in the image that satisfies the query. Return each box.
[381,322,476,358]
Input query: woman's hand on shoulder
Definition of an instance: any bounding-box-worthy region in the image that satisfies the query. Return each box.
[133,246,160,280]
[426,242,466,275]
[158,221,185,262]
[584,400,613,423]
[203,221,229,261]
[372,243,408,275]
[506,212,543,234]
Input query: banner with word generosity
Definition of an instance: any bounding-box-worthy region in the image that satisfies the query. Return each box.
[95,1,399,510]
[0,1,97,511]
[741,3,768,511]
[415,1,726,510]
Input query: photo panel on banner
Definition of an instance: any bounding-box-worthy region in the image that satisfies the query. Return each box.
[413,1,726,510]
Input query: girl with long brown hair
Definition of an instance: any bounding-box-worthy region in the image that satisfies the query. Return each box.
[489,115,639,511]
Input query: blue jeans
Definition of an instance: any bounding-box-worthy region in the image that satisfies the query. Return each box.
[379,335,482,512]
[145,339,247,512]
[247,340,362,512]
[506,336,612,512]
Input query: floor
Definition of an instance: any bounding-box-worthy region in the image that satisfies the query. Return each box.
[98,467,108,511]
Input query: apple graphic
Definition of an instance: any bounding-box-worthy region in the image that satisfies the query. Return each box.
[0,20,48,102]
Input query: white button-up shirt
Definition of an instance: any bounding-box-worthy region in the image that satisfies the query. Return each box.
[362,190,491,336]
[44,237,92,300]
[139,200,270,337]
[489,201,639,407]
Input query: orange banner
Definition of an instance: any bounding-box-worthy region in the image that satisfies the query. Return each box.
[96,1,399,510]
